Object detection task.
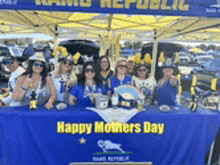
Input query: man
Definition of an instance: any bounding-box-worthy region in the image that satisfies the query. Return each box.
[0,55,25,106]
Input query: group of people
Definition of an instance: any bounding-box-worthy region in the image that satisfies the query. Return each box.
[0,51,178,109]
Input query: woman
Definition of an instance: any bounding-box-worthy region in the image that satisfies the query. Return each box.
[133,63,156,97]
[12,52,56,109]
[50,55,77,103]
[154,65,178,106]
[97,56,114,85]
[107,58,133,106]
[69,62,106,107]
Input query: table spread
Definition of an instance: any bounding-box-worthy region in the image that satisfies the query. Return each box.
[0,105,219,165]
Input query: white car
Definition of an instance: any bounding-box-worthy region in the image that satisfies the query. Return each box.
[0,45,22,60]
[194,53,213,65]
[179,52,190,64]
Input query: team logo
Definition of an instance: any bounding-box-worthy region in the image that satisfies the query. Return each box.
[92,140,131,163]
[98,140,125,153]
[93,140,131,155]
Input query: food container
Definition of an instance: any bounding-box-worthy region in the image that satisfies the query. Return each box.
[95,95,109,109]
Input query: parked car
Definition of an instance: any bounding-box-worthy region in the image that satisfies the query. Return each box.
[59,40,100,64]
[194,53,213,65]
[207,50,220,58]
[33,41,50,52]
[179,52,191,65]
[120,48,135,58]
[191,57,220,92]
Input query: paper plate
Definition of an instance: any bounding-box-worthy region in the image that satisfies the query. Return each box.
[159,105,170,112]
[115,85,139,100]
[56,102,67,110]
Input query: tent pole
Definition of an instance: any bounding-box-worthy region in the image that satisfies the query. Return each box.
[53,25,59,50]
[151,29,158,78]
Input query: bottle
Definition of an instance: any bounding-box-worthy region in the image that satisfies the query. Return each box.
[60,77,66,102]
[111,88,119,108]
[90,94,95,104]
[137,93,145,111]
[29,88,37,109]
[217,95,220,111]
[176,94,181,106]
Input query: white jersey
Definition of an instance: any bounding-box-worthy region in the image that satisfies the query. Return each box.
[3,66,25,105]
[133,76,156,91]
[50,71,77,102]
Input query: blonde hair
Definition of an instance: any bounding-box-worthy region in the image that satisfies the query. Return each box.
[54,62,76,80]
[114,59,128,77]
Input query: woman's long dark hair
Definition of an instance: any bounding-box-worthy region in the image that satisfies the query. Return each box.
[22,60,48,88]
[97,56,111,72]
[78,61,103,87]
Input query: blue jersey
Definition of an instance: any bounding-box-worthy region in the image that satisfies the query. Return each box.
[155,80,177,106]
[70,83,106,107]
[107,76,132,102]
[107,76,132,93]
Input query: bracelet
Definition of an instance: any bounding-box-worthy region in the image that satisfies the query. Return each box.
[21,85,28,92]
[48,100,53,103]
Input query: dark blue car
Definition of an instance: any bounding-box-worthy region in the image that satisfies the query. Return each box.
[191,57,220,92]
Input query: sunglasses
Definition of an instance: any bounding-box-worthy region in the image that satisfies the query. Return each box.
[117,65,128,69]
[85,69,95,73]
[101,61,108,64]
[3,59,14,65]
[138,69,147,72]
[62,61,72,66]
[33,63,44,68]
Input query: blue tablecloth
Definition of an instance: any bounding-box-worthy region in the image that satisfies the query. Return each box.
[0,105,219,165]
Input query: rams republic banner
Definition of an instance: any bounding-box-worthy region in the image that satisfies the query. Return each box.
[1,0,220,17]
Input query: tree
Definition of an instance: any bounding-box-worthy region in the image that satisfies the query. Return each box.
[186,45,192,49]
[206,44,216,51]
[197,44,206,50]
[133,41,143,50]
[124,41,132,49]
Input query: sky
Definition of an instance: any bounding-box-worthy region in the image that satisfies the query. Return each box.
[0,33,53,41]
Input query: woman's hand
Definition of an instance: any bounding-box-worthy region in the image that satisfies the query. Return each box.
[170,76,178,87]
[66,80,75,87]
[23,75,34,88]
[170,75,177,81]
[69,95,76,105]
[0,100,5,107]
[135,87,142,93]
[46,76,56,109]
[45,101,53,110]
